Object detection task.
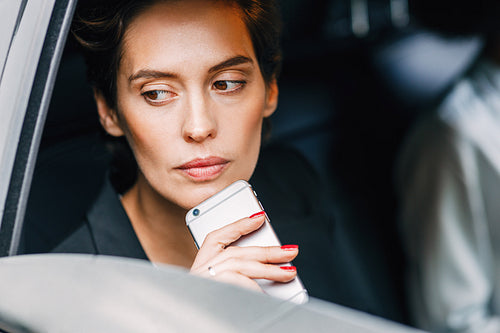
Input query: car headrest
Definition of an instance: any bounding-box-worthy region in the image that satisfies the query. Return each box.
[372,31,484,110]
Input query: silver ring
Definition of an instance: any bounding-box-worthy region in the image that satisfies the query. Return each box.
[208,266,216,277]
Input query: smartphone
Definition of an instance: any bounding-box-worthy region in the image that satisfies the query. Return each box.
[186,180,308,304]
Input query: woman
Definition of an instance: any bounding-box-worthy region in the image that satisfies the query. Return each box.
[54,1,408,319]
[56,0,305,292]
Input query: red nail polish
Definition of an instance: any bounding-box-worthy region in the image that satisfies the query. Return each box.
[280,266,296,271]
[249,211,265,218]
[281,244,298,250]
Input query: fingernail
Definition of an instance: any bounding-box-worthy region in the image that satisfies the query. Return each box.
[281,244,298,251]
[249,211,265,218]
[280,266,296,272]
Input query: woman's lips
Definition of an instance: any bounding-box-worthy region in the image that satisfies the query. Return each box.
[176,157,229,181]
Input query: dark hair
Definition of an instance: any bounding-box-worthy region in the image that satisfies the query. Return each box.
[72,0,282,192]
[73,0,282,108]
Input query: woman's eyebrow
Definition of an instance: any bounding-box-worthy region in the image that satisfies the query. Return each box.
[128,56,253,83]
[128,70,177,83]
[208,55,253,74]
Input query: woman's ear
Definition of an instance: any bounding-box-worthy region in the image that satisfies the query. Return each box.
[94,90,124,137]
[263,78,279,118]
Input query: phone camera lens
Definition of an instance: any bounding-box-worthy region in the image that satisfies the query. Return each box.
[193,209,200,216]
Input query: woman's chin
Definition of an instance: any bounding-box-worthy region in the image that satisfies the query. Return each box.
[171,188,214,211]
[180,181,233,209]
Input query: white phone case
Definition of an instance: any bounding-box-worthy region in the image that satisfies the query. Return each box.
[186,180,308,304]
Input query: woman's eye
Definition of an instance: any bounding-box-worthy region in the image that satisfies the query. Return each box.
[213,80,245,92]
[141,90,175,105]
[142,90,167,100]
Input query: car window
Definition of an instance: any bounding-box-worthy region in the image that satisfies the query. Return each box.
[0,0,75,257]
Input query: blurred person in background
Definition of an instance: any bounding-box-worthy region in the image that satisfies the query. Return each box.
[397,0,500,331]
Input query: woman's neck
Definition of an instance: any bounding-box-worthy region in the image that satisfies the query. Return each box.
[120,173,198,268]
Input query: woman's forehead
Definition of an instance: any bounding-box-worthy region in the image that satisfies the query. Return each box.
[119,0,256,76]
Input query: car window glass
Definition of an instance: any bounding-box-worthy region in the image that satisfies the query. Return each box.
[0,0,55,224]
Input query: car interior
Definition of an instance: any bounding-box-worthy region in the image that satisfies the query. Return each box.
[15,0,486,326]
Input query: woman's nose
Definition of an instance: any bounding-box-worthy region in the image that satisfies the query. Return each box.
[182,94,217,143]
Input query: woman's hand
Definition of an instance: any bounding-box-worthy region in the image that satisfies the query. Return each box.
[189,212,299,292]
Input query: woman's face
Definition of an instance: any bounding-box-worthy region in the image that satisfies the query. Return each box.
[97,0,278,209]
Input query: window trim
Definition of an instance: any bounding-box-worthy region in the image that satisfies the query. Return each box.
[0,0,77,257]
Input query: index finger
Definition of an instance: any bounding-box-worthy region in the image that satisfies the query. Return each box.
[193,212,266,266]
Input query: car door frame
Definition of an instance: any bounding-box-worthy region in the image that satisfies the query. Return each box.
[0,0,77,257]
